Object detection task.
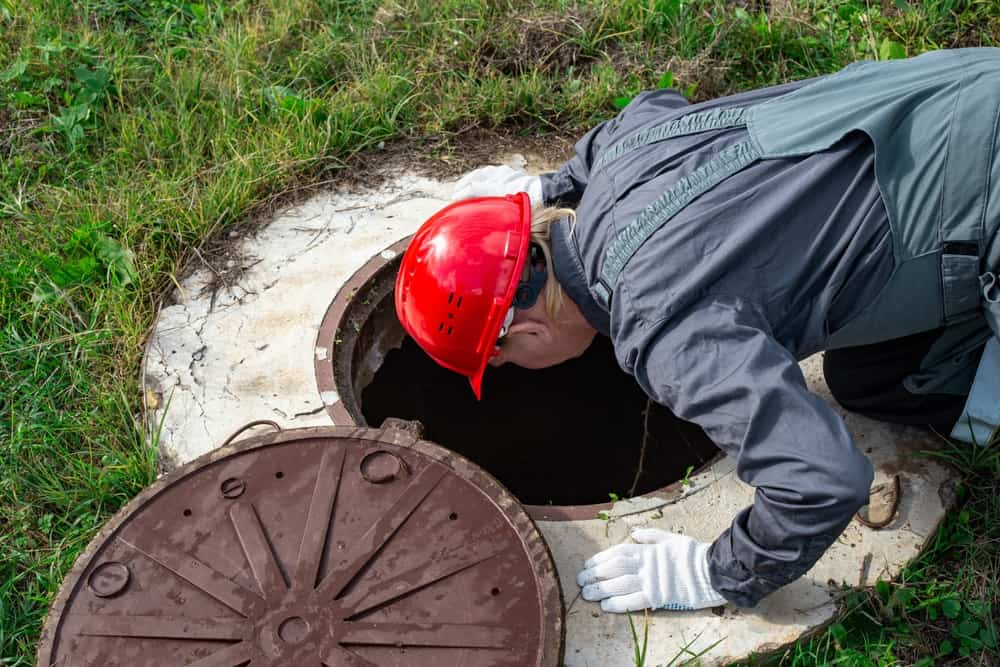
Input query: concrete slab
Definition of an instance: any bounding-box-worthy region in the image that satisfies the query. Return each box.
[144,160,957,665]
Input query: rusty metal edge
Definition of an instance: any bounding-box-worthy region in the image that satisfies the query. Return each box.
[524,451,724,521]
[315,236,412,427]
[36,425,564,667]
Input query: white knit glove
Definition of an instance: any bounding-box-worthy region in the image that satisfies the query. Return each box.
[451,165,543,206]
[576,528,726,613]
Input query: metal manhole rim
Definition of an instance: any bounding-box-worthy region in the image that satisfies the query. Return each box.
[314,239,725,522]
[36,424,565,667]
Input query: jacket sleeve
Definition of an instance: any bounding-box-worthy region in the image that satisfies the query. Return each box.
[541,88,690,207]
[625,295,873,608]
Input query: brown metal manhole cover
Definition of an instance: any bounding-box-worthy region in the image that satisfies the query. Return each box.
[38,426,563,666]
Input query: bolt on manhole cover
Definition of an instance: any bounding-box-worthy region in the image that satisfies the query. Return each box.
[37,426,563,666]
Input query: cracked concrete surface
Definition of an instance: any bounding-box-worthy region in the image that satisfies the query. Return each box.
[144,158,958,665]
[145,172,457,466]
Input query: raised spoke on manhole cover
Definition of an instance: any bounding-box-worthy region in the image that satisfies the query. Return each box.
[340,622,513,648]
[116,535,264,615]
[325,645,379,667]
[229,502,291,599]
[38,430,563,666]
[313,462,447,602]
[67,614,245,640]
[341,540,505,618]
[186,641,253,667]
[294,445,347,591]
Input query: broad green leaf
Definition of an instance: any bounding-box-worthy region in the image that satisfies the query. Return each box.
[965,600,986,616]
[613,95,632,110]
[12,90,44,107]
[41,255,99,288]
[280,94,308,115]
[657,71,674,89]
[879,38,906,61]
[942,598,962,619]
[53,104,91,130]
[75,65,110,98]
[1,58,27,82]
[655,0,682,20]
[980,626,997,649]
[957,618,981,637]
[186,2,206,21]
[876,579,890,602]
[892,586,914,606]
[938,639,954,655]
[93,234,138,286]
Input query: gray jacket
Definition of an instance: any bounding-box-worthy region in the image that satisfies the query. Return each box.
[541,82,886,607]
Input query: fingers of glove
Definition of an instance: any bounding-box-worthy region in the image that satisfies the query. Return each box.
[581,574,643,602]
[452,167,504,199]
[631,528,687,545]
[451,183,477,201]
[583,543,644,569]
[600,592,654,614]
[576,554,641,587]
[454,165,512,188]
[459,165,507,181]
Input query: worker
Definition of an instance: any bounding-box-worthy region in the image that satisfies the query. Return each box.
[394,48,1000,612]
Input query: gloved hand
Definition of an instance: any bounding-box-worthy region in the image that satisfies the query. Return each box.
[451,165,543,207]
[576,528,726,613]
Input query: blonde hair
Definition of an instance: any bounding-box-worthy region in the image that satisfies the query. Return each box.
[530,206,576,320]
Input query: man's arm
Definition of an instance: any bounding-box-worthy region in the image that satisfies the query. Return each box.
[626,295,873,607]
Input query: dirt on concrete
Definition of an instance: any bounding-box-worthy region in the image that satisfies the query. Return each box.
[173,128,575,307]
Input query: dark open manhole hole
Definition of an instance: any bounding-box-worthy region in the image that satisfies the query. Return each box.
[316,239,720,515]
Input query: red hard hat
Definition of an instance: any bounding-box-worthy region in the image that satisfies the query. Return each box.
[395,193,532,399]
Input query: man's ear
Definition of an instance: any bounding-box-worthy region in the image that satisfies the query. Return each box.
[488,348,508,367]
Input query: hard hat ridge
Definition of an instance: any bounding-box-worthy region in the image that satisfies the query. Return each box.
[395,192,533,399]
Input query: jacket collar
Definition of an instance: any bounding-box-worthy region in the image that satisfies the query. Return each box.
[550,217,611,335]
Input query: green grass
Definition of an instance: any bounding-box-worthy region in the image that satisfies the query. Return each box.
[2,1,999,665]
[753,431,1000,666]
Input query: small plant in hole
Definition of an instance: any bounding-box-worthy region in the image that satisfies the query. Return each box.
[599,492,622,521]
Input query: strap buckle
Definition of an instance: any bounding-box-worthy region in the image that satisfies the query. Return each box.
[983,272,999,303]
